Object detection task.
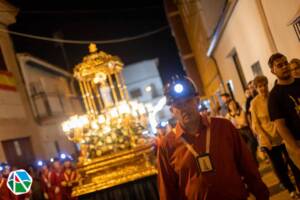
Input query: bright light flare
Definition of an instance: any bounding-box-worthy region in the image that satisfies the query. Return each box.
[145,86,152,92]
[37,160,43,167]
[160,121,168,127]
[60,153,66,159]
[174,83,183,93]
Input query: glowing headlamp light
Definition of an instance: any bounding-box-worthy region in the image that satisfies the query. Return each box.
[37,160,43,167]
[174,83,184,93]
[60,153,66,159]
[67,155,73,161]
[160,121,168,127]
[198,104,202,110]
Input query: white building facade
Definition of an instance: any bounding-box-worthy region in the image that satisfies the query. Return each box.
[0,1,82,166]
[17,54,83,160]
[211,0,300,104]
[173,0,300,107]
[123,59,171,132]
[0,1,44,166]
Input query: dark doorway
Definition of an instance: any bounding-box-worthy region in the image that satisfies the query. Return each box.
[2,137,35,168]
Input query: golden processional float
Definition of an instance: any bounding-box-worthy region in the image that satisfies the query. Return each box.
[62,44,157,197]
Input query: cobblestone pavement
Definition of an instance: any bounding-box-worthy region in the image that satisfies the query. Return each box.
[248,160,299,200]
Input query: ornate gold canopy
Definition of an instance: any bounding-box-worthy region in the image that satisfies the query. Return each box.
[62,44,157,197]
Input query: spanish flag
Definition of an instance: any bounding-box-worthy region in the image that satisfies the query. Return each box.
[0,71,16,91]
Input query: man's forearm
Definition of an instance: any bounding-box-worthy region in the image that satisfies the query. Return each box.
[275,120,298,149]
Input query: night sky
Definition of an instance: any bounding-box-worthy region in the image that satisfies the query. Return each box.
[7,0,186,84]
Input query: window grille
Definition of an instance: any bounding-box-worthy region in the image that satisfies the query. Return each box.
[293,18,300,42]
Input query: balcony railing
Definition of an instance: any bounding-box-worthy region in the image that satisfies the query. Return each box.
[31,91,83,124]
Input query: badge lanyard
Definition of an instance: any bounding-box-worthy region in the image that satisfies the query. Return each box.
[180,127,211,156]
[180,126,214,173]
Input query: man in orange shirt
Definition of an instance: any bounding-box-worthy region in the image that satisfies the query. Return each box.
[0,164,15,200]
[157,76,269,200]
[40,163,52,199]
[49,159,63,200]
[61,158,79,200]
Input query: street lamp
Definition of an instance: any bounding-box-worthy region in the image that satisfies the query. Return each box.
[145,85,152,92]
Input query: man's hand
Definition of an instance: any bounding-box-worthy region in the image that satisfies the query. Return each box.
[43,193,49,199]
[274,119,297,148]
[284,141,300,169]
[61,181,67,187]
[54,186,60,194]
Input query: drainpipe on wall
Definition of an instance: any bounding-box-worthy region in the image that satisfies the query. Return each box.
[256,0,278,53]
[211,56,226,92]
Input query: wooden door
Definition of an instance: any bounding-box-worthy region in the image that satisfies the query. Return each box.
[2,137,35,168]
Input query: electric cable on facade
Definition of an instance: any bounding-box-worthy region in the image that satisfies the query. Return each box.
[0,26,169,44]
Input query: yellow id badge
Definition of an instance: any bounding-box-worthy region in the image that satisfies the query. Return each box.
[196,153,214,173]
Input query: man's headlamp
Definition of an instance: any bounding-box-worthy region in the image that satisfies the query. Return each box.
[164,76,198,105]
[37,160,43,167]
[174,83,184,93]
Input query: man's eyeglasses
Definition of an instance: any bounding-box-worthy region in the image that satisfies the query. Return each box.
[275,61,289,69]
